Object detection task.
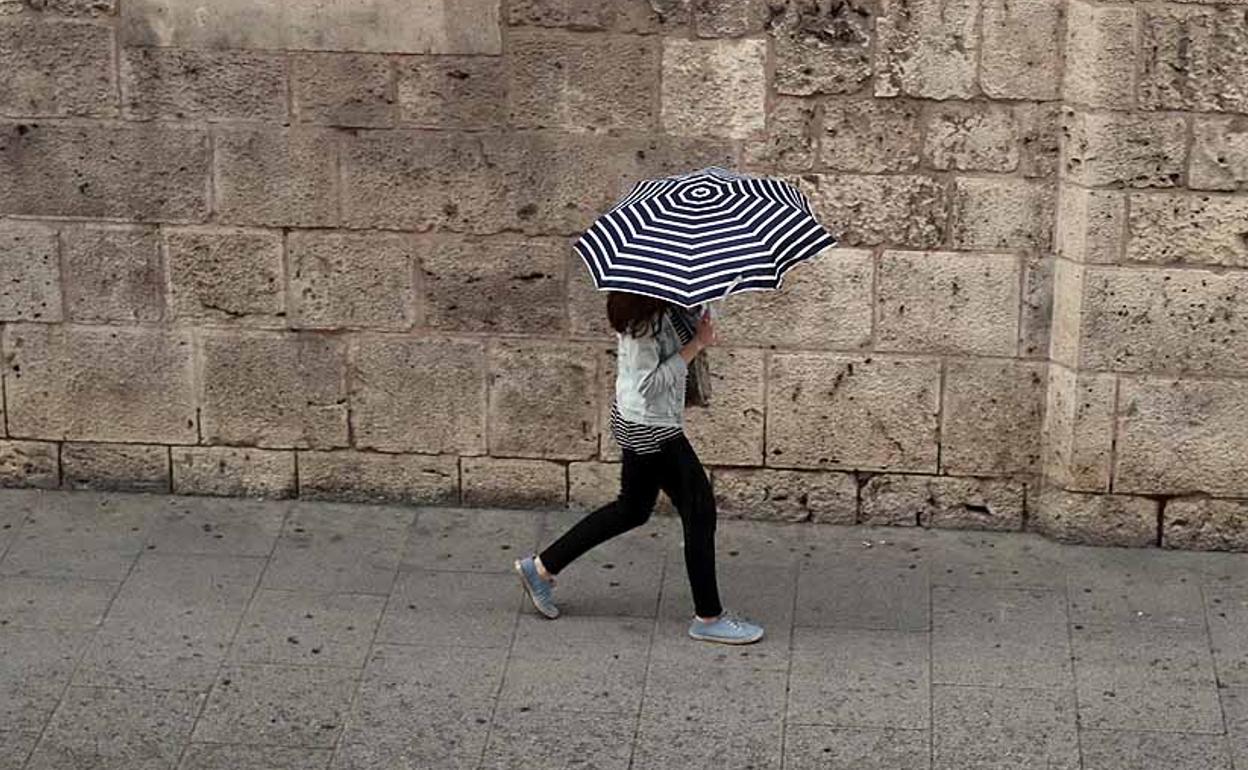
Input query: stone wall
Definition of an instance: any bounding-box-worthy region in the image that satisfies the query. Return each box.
[0,0,1244,550]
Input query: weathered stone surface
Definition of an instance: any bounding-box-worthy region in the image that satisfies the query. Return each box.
[287,231,417,330]
[661,38,765,139]
[820,99,922,173]
[942,360,1044,476]
[165,227,285,324]
[769,0,873,96]
[171,446,296,498]
[766,353,940,472]
[61,225,164,323]
[924,103,1018,172]
[683,347,765,466]
[1139,6,1248,113]
[876,0,979,99]
[214,127,339,228]
[1020,254,1053,358]
[509,32,659,131]
[742,97,816,171]
[0,219,61,322]
[1127,193,1248,268]
[876,251,1021,356]
[0,439,58,488]
[350,336,487,455]
[1079,267,1248,375]
[8,0,114,16]
[979,0,1062,99]
[1030,484,1157,547]
[200,331,348,449]
[1055,185,1125,264]
[489,341,598,460]
[795,174,947,249]
[122,0,502,54]
[713,468,856,523]
[1047,258,1084,368]
[462,457,567,509]
[1190,116,1248,192]
[567,255,614,339]
[717,248,872,350]
[1016,103,1061,178]
[61,442,169,493]
[693,0,767,36]
[1063,1,1136,109]
[297,450,458,505]
[0,19,114,117]
[5,324,194,442]
[950,178,1054,252]
[121,47,286,121]
[420,235,566,334]
[861,474,1024,530]
[1061,109,1187,189]
[291,53,394,127]
[507,0,690,32]
[1163,498,1248,552]
[1042,366,1115,492]
[396,56,504,129]
[1115,377,1248,497]
[0,122,209,221]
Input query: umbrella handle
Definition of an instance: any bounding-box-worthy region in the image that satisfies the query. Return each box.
[706,274,744,321]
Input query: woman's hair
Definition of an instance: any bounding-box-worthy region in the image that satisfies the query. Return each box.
[607,292,669,336]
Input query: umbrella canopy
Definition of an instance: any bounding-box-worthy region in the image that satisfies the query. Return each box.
[574,166,837,308]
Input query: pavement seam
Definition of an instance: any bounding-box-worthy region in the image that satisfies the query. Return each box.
[1065,568,1088,770]
[625,531,668,770]
[779,555,801,770]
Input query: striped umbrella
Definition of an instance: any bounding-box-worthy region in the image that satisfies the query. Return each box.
[574,166,838,309]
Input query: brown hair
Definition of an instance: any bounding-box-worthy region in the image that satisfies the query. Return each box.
[606,292,669,336]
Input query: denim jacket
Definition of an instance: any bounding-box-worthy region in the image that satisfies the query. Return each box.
[615,310,689,428]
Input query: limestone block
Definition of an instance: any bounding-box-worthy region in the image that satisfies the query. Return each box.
[165,227,285,324]
[287,231,417,330]
[1139,6,1248,113]
[11,0,114,16]
[0,122,208,221]
[1047,258,1084,368]
[795,174,947,249]
[0,220,61,322]
[61,225,164,323]
[1062,0,1136,109]
[876,250,1020,356]
[508,31,659,131]
[1055,185,1125,264]
[1030,484,1157,547]
[861,474,1024,530]
[507,0,689,32]
[716,248,872,350]
[3,324,195,442]
[171,446,296,499]
[462,457,567,509]
[1019,254,1054,358]
[766,353,940,472]
[420,235,565,334]
[693,0,767,36]
[1061,110,1187,189]
[942,360,1044,476]
[200,331,348,449]
[713,468,856,523]
[0,439,58,488]
[567,255,613,339]
[742,97,816,171]
[489,341,598,460]
[1115,377,1248,497]
[1163,498,1248,552]
[661,38,766,139]
[1190,116,1248,191]
[291,53,394,127]
[820,99,922,173]
[875,0,979,99]
[950,178,1054,252]
[1042,366,1115,492]
[121,47,287,121]
[0,19,114,117]
[979,0,1062,99]
[122,0,502,54]
[1079,267,1248,375]
[350,336,486,455]
[214,127,339,228]
[568,460,676,515]
[1016,102,1062,178]
[297,450,458,505]
[62,442,169,493]
[1126,193,1248,268]
[683,347,765,467]
[396,56,504,129]
[923,103,1018,172]
[770,0,873,96]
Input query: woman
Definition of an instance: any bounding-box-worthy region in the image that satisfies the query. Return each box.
[513,292,764,645]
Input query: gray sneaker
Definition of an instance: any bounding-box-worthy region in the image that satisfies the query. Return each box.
[688,610,764,645]
[514,555,559,619]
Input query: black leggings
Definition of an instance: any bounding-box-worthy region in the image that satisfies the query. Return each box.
[539,435,723,619]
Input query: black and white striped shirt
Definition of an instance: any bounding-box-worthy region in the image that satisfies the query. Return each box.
[610,309,696,455]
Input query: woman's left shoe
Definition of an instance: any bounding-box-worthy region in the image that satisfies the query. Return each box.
[514,555,560,619]
[688,610,764,645]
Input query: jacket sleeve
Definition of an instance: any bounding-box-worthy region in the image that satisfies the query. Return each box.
[639,346,688,401]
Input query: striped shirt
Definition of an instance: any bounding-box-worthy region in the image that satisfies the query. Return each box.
[610,309,696,455]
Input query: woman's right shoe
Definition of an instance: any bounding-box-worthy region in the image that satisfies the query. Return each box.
[688,610,764,645]
[514,555,559,619]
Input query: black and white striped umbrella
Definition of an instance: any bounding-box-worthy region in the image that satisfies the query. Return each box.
[574,166,838,309]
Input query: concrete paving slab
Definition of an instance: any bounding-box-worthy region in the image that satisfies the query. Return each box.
[539,509,670,618]
[229,589,386,667]
[632,718,783,770]
[192,663,360,748]
[797,562,929,631]
[783,725,930,770]
[142,496,288,557]
[0,731,38,770]
[263,502,413,594]
[0,493,150,581]
[1206,583,1248,688]
[641,659,788,726]
[401,507,541,574]
[178,744,332,770]
[480,709,635,770]
[0,628,91,733]
[0,576,115,630]
[1067,550,1207,627]
[932,685,1078,770]
[1080,729,1233,770]
[932,586,1072,688]
[376,569,520,649]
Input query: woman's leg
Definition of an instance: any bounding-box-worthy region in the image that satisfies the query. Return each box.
[537,449,660,575]
[659,436,723,620]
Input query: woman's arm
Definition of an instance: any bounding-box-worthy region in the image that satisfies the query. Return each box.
[638,313,715,399]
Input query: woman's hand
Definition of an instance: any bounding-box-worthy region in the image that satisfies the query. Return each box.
[680,312,715,364]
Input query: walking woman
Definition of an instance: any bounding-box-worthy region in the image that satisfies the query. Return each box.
[513,291,764,645]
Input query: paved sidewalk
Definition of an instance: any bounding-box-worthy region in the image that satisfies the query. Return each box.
[0,489,1246,769]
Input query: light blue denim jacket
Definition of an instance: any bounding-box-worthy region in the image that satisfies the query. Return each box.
[614,310,689,428]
